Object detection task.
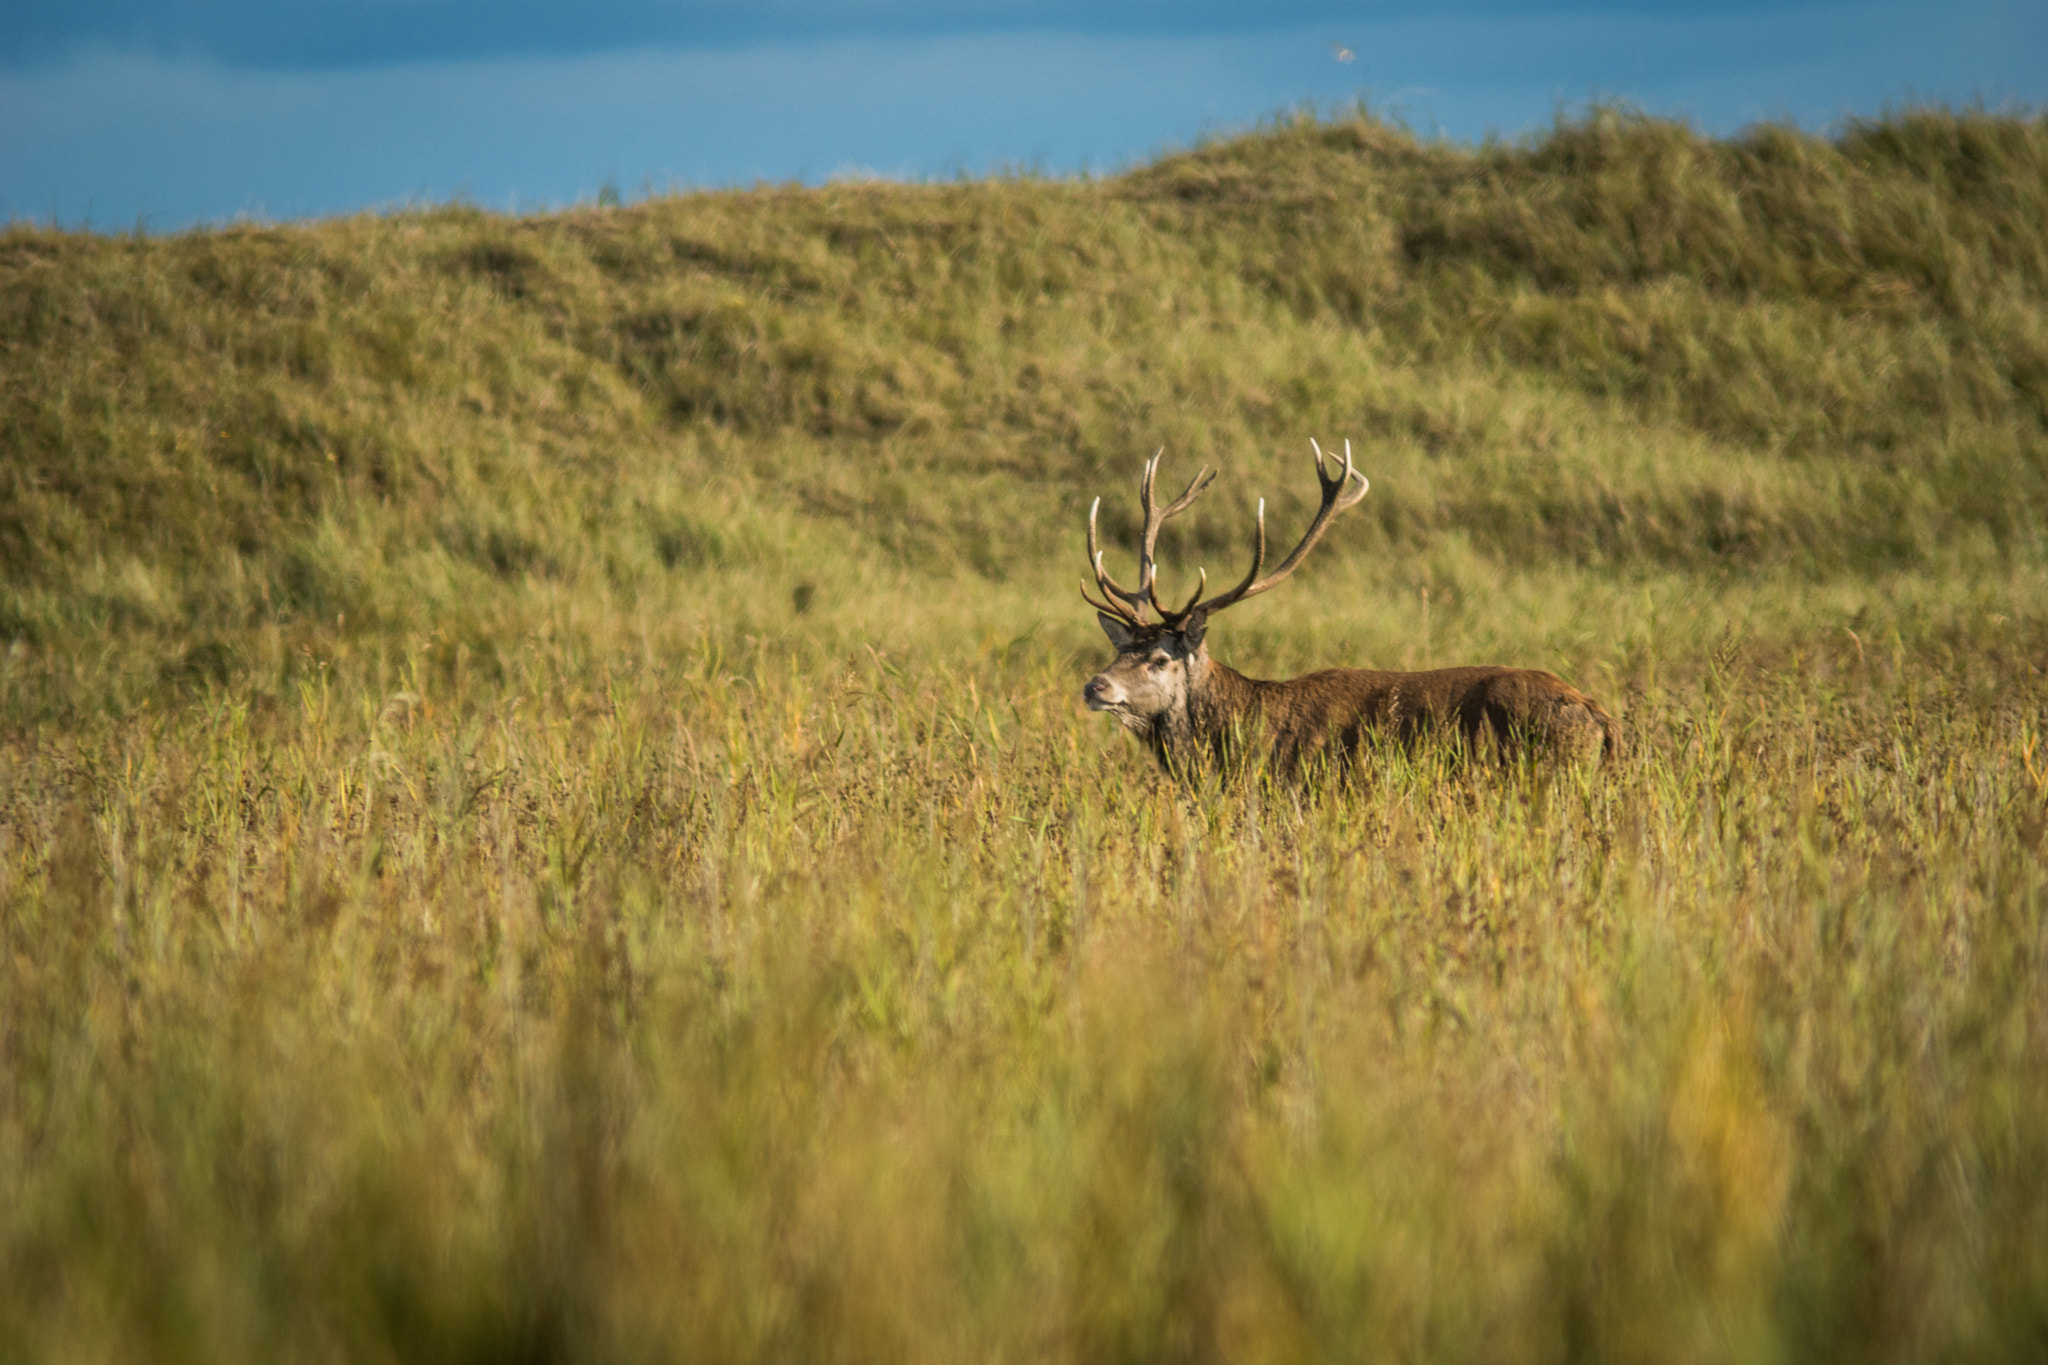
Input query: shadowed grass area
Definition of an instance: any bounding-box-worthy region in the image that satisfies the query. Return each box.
[2,106,2047,1362]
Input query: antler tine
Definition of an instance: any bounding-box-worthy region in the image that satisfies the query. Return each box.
[1309,438,1371,512]
[1135,450,1216,587]
[1153,465,1219,521]
[1308,435,1337,484]
[1170,498,1266,622]
[1177,438,1370,620]
[1081,573,1144,624]
[1085,549,1149,626]
[1089,450,1165,610]
[1133,449,1162,597]
[1133,459,1216,616]
[1087,450,1219,624]
[1087,498,1152,621]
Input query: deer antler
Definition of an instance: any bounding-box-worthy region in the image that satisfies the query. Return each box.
[1081,448,1217,625]
[1166,438,1369,624]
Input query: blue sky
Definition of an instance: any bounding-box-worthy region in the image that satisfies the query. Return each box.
[3,1,2044,229]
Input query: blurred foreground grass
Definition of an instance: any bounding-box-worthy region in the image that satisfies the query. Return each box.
[3,106,2047,1361]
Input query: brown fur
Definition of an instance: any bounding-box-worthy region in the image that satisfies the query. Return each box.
[1084,616,1620,780]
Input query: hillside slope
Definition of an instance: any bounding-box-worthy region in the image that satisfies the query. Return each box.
[2,107,2046,708]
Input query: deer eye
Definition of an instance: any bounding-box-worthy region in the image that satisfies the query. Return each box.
[1147,653,1172,669]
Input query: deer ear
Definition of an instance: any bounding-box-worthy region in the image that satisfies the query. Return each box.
[1181,609,1208,649]
[1097,613,1140,650]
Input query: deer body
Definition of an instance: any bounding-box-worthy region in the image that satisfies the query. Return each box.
[1081,443,1618,779]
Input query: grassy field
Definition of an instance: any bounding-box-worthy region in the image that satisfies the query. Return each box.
[3,106,2047,1362]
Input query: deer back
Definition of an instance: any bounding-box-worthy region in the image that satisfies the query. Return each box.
[1252,664,1619,770]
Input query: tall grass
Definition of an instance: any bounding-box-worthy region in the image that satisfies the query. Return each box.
[3,107,2047,1361]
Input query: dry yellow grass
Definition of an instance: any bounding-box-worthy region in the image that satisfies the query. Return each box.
[3,106,2047,1362]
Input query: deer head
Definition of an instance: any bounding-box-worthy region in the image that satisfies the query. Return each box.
[1080,441,1370,741]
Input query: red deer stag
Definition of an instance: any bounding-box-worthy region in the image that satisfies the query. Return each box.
[1080,442,1619,779]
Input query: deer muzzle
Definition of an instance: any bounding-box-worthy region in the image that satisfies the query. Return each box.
[1082,674,1123,711]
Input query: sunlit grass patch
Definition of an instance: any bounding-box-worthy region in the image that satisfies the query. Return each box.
[3,105,2048,1361]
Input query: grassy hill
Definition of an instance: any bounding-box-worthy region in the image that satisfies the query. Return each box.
[5,105,2046,706]
[3,107,2047,1362]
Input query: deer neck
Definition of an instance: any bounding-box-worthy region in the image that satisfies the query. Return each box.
[1149,657,1260,775]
